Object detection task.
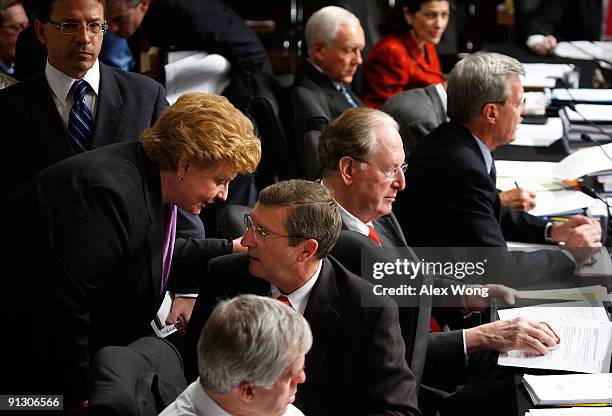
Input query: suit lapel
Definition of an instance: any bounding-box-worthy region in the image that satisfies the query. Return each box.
[91,64,125,149]
[30,73,75,164]
[424,84,446,124]
[374,213,408,247]
[298,258,340,405]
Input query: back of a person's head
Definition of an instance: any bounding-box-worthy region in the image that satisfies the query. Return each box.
[447,52,524,124]
[197,294,312,393]
[305,6,360,53]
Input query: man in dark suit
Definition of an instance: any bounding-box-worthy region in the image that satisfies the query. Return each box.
[318,106,560,415]
[293,6,364,123]
[524,0,602,55]
[0,0,28,75]
[105,0,271,110]
[186,179,420,416]
[402,52,602,282]
[0,0,167,200]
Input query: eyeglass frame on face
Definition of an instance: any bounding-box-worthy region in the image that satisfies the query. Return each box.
[244,213,303,242]
[490,95,526,109]
[354,158,408,180]
[46,19,108,35]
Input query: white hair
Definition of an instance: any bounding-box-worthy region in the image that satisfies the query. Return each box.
[305,6,361,53]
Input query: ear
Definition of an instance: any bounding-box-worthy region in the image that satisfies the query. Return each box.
[338,156,356,186]
[139,0,150,13]
[402,7,413,25]
[34,20,48,45]
[238,381,255,403]
[482,103,498,125]
[176,155,190,177]
[310,40,326,62]
[297,238,319,263]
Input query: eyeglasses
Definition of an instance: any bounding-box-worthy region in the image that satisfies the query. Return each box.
[357,159,408,180]
[491,95,526,109]
[244,214,298,242]
[47,19,108,35]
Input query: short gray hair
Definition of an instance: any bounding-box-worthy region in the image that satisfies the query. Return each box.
[258,179,342,259]
[198,294,312,393]
[319,107,399,174]
[447,52,524,124]
[305,6,361,53]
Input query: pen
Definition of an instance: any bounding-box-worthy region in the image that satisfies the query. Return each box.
[514,181,519,188]
[551,403,612,407]
[550,217,570,222]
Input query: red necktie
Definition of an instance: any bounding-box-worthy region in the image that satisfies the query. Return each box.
[367,225,382,246]
[277,295,293,309]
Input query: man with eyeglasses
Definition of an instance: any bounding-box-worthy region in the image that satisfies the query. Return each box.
[319,106,564,416]
[0,0,27,75]
[0,0,167,202]
[403,52,602,278]
[186,179,420,416]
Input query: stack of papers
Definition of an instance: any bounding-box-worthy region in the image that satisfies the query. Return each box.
[522,63,577,89]
[523,373,612,405]
[554,41,612,62]
[497,301,612,373]
[560,105,612,142]
[552,89,612,104]
[512,118,564,147]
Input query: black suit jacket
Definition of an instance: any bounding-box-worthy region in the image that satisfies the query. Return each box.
[0,63,167,200]
[526,0,602,42]
[293,60,363,125]
[0,142,231,400]
[400,121,574,286]
[187,253,420,416]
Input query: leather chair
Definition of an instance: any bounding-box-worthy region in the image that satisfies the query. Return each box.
[218,204,252,240]
[88,336,187,416]
[290,86,331,180]
[248,71,298,188]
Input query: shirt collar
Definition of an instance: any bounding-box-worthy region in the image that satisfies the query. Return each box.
[320,179,373,236]
[190,380,231,416]
[471,132,493,174]
[433,83,447,114]
[308,58,345,89]
[270,259,322,316]
[45,59,101,101]
[0,58,14,75]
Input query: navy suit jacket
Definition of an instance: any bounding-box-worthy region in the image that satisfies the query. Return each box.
[0,62,167,200]
[526,0,602,42]
[186,253,420,416]
[400,121,574,286]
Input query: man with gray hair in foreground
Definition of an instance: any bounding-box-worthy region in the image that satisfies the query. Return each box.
[160,294,311,416]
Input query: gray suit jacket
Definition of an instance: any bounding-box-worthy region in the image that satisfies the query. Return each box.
[382,84,446,158]
[0,62,167,200]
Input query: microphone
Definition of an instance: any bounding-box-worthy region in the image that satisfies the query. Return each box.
[578,181,612,210]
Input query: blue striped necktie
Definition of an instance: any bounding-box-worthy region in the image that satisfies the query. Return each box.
[339,84,358,108]
[68,80,94,152]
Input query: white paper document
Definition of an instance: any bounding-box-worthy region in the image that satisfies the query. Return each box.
[512,118,564,147]
[529,409,612,416]
[565,105,612,123]
[498,318,612,373]
[523,373,612,405]
[165,51,231,105]
[150,291,178,338]
[497,300,610,323]
[527,189,596,216]
[552,88,612,104]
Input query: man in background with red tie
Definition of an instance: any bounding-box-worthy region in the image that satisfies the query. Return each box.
[186,179,420,416]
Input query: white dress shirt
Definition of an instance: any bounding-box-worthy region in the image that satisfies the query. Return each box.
[270,259,322,316]
[45,59,100,130]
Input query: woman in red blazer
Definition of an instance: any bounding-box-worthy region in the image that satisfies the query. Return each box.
[365,0,450,109]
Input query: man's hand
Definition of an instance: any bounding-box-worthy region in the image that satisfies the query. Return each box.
[463,284,517,312]
[550,215,602,246]
[531,35,558,55]
[465,317,558,355]
[499,188,536,211]
[232,236,247,253]
[165,297,196,336]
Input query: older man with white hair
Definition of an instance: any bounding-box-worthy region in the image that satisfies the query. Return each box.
[160,294,311,416]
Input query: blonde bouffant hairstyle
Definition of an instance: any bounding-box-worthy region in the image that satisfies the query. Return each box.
[141,93,261,173]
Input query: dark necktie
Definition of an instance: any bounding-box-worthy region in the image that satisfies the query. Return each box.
[339,84,358,108]
[68,80,94,152]
[489,160,497,184]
